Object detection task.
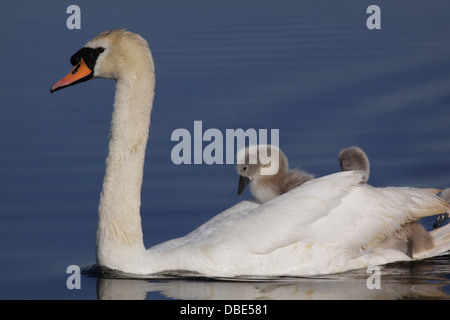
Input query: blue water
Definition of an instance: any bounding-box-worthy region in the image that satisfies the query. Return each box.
[0,1,449,299]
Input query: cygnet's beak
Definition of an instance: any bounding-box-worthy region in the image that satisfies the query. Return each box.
[238,175,250,196]
[433,212,449,229]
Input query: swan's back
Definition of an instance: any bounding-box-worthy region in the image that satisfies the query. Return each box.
[148,171,449,276]
[237,171,447,254]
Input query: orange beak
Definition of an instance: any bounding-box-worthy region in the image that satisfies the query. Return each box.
[50,58,93,93]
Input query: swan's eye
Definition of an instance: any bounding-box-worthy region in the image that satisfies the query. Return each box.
[97,47,105,53]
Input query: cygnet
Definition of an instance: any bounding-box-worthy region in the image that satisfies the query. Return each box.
[338,146,369,183]
[236,145,314,204]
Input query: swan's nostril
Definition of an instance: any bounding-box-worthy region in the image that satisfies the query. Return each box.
[71,63,81,75]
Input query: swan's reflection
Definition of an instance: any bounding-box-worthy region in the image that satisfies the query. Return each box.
[96,277,446,300]
[90,257,449,300]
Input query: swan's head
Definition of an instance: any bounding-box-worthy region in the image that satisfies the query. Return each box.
[338,146,370,183]
[50,29,154,92]
[236,145,286,195]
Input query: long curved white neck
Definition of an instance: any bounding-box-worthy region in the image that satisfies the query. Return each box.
[96,69,155,269]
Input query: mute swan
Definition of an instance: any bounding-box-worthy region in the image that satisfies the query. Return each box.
[236,145,314,203]
[338,146,436,258]
[51,29,450,277]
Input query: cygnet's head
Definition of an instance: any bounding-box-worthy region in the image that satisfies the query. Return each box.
[338,146,370,183]
[236,145,286,196]
[51,29,154,92]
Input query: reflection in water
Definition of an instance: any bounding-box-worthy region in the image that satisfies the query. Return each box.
[87,257,450,300]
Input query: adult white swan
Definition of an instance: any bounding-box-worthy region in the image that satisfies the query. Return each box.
[51,29,450,277]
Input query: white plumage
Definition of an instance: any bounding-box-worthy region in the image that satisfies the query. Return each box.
[51,29,450,277]
[148,171,448,276]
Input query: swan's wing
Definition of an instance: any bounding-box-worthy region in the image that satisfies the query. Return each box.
[151,172,363,254]
[154,170,448,262]
[309,186,449,254]
[184,200,260,240]
[233,171,367,254]
[234,171,448,256]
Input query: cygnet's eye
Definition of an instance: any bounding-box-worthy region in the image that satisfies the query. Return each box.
[243,166,247,171]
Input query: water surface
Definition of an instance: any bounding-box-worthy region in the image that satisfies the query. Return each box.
[0,1,449,299]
